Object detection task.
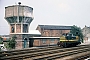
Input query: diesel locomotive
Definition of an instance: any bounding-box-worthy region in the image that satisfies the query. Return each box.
[57,33,81,47]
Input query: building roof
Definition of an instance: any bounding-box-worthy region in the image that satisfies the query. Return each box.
[29,37,60,39]
[29,30,41,35]
[10,30,41,35]
[38,25,72,30]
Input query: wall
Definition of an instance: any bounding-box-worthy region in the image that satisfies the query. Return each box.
[35,26,71,46]
[82,26,90,42]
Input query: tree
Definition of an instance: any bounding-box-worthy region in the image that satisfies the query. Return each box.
[7,35,17,49]
[70,25,84,43]
[0,37,3,44]
[0,37,3,51]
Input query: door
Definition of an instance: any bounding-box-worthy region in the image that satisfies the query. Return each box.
[29,38,34,47]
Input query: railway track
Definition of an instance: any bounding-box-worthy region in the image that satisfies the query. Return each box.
[0,46,61,57]
[30,45,90,60]
[33,48,90,60]
[0,45,90,60]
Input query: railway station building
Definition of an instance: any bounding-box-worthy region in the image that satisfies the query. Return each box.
[36,25,72,37]
[34,25,72,47]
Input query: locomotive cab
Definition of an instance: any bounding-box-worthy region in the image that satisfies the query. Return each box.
[57,33,81,47]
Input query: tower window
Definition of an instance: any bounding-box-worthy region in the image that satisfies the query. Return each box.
[11,27,14,33]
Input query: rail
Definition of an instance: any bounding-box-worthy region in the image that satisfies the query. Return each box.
[0,45,90,60]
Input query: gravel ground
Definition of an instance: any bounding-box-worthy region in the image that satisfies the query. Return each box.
[81,40,90,45]
[81,40,90,60]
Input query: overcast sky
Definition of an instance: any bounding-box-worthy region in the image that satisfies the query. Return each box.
[0,0,90,35]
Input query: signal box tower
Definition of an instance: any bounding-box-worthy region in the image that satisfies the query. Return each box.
[5,2,34,49]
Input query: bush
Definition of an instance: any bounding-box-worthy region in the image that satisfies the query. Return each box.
[7,35,16,49]
[70,25,84,43]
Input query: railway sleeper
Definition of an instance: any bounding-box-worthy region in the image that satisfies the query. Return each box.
[58,51,90,60]
[0,45,90,58]
[0,50,65,58]
[32,48,90,60]
[0,47,61,57]
[47,50,90,60]
[0,49,53,57]
[0,45,89,57]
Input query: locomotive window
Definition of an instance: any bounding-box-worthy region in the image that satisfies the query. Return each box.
[65,36,72,40]
[65,36,76,40]
[72,37,76,39]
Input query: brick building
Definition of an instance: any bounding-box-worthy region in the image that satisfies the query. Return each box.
[36,25,72,37]
[34,25,72,46]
